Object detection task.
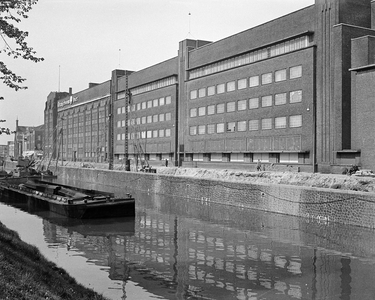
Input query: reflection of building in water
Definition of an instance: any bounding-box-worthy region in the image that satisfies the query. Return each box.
[40,208,375,300]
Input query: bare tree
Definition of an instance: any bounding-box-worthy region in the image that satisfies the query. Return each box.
[0,0,44,91]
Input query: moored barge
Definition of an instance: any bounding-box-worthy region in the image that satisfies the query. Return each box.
[0,178,135,219]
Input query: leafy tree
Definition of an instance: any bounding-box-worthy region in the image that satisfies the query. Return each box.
[0,0,43,91]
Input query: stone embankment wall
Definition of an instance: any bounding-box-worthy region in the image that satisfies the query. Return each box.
[47,166,375,229]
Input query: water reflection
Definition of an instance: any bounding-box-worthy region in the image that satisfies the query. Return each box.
[1,185,375,299]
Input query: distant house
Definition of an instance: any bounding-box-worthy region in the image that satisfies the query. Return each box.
[14,120,44,159]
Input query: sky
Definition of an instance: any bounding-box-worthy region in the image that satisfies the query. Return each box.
[0,0,314,145]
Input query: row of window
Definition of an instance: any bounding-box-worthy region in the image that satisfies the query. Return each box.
[189,115,302,135]
[117,128,172,140]
[190,65,302,100]
[117,95,172,114]
[190,152,299,163]
[189,36,308,79]
[119,112,172,127]
[189,90,302,118]
[130,76,177,96]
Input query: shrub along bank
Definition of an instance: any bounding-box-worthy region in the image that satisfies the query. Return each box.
[0,221,108,300]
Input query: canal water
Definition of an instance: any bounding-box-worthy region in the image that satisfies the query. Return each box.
[1,183,375,300]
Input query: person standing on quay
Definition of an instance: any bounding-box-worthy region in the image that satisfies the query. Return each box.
[256,159,261,171]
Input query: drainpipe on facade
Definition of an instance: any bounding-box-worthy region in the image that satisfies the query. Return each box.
[312,45,317,173]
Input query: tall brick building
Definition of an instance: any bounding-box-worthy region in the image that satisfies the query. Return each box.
[44,0,375,173]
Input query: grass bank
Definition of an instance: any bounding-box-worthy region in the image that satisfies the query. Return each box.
[0,221,108,300]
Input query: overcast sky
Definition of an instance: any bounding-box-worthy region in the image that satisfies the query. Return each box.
[0,0,314,145]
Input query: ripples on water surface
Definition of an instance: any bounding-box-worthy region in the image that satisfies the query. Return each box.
[1,183,375,299]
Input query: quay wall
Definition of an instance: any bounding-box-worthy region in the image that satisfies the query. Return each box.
[47,166,375,229]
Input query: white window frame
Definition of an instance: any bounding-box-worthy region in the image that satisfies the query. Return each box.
[290,65,302,79]
[275,116,287,129]
[261,118,272,130]
[289,115,302,127]
[249,75,259,87]
[238,78,247,90]
[249,97,259,109]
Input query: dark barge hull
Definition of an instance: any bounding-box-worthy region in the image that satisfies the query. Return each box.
[0,180,135,219]
[48,198,135,219]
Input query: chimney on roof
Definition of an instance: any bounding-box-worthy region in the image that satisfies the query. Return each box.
[69,87,72,95]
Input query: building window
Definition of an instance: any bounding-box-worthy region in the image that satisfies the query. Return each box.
[275,69,287,82]
[211,153,222,161]
[275,116,287,129]
[207,105,215,115]
[238,99,247,111]
[141,116,146,124]
[249,75,259,87]
[261,118,272,130]
[275,93,287,105]
[136,103,141,110]
[159,97,165,106]
[253,153,269,162]
[190,108,197,118]
[159,129,165,137]
[165,96,171,105]
[261,72,272,85]
[217,83,225,94]
[159,113,165,122]
[217,103,225,114]
[198,88,206,98]
[249,97,259,109]
[165,129,171,137]
[147,131,152,138]
[207,124,215,134]
[289,115,302,127]
[290,90,302,103]
[147,100,152,108]
[290,65,302,79]
[207,86,215,96]
[117,121,121,128]
[189,36,309,80]
[249,120,259,131]
[153,114,158,122]
[261,95,272,107]
[217,123,225,133]
[131,76,177,95]
[198,125,205,135]
[237,121,247,132]
[121,120,125,127]
[147,116,152,123]
[280,153,298,163]
[193,153,204,161]
[166,112,171,121]
[198,106,206,116]
[230,153,244,162]
[153,99,158,107]
[226,101,236,112]
[136,117,141,124]
[227,122,236,132]
[190,90,197,100]
[238,78,247,90]
[227,81,236,92]
[190,126,197,135]
[142,102,147,110]
[153,130,158,138]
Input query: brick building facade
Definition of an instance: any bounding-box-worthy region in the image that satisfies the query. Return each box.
[44,0,375,172]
